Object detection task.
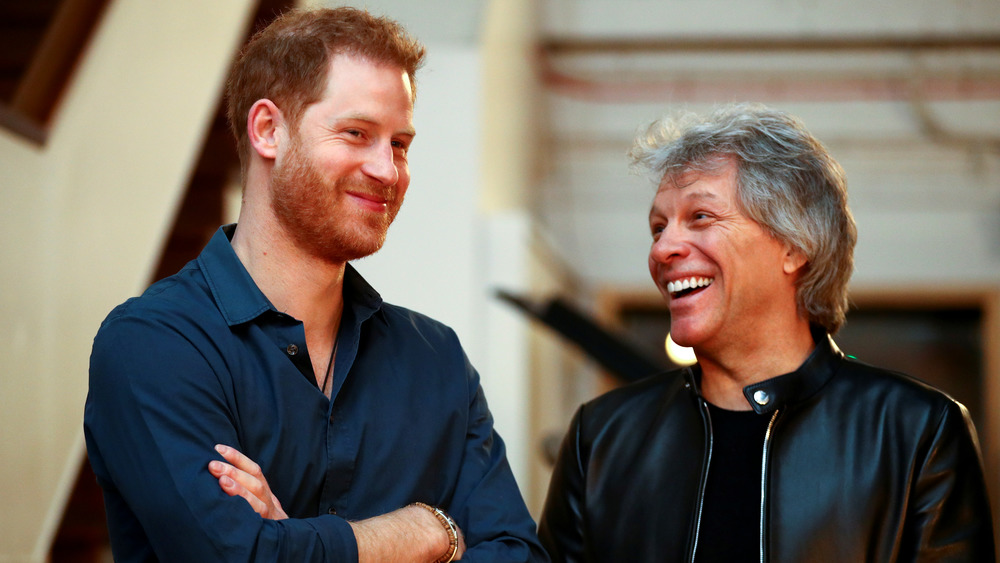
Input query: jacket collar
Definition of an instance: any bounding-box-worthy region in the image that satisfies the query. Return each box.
[685,325,844,415]
[199,224,383,327]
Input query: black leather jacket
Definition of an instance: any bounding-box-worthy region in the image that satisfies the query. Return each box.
[538,329,995,562]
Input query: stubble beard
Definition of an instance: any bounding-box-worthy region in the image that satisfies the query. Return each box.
[269,138,401,265]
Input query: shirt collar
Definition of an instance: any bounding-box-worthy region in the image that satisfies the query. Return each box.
[343,262,383,324]
[197,224,384,327]
[742,324,843,414]
[684,324,844,415]
[199,225,274,326]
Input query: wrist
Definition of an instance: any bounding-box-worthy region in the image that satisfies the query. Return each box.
[413,502,458,563]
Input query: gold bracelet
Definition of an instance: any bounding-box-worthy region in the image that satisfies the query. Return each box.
[413,502,458,563]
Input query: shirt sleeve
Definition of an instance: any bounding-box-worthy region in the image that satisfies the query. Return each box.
[440,347,550,563]
[84,311,359,562]
[902,399,996,561]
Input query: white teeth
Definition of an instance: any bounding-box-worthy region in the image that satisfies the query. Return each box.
[667,277,713,295]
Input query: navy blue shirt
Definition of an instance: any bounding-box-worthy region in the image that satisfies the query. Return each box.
[84,225,546,562]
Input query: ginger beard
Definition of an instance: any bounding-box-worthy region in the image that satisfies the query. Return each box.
[269,135,403,265]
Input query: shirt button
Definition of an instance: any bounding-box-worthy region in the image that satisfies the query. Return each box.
[327,507,337,515]
[753,390,770,406]
[286,344,298,356]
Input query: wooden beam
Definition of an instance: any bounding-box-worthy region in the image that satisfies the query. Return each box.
[10,0,110,128]
[542,35,1000,55]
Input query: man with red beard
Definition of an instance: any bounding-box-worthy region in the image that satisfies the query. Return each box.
[537,104,994,562]
[84,8,546,562]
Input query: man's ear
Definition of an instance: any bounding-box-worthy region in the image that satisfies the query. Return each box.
[782,245,808,275]
[247,99,283,161]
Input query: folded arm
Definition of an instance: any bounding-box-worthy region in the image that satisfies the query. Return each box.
[85,314,450,561]
[210,443,466,562]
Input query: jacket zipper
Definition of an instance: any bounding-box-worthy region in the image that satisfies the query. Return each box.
[690,399,714,563]
[759,409,780,563]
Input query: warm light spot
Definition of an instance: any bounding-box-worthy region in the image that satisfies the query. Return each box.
[665,332,697,366]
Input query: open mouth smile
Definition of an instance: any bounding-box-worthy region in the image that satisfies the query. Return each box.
[667,277,713,299]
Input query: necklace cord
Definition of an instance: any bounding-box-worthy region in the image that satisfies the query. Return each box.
[320,337,338,395]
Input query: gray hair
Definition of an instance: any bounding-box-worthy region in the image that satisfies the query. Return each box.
[629,103,857,334]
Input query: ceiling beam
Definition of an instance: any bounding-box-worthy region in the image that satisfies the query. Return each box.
[541,35,1000,55]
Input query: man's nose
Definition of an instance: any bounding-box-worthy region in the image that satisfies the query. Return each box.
[649,226,689,263]
[361,141,399,185]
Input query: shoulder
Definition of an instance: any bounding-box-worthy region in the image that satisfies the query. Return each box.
[828,357,971,428]
[835,358,959,405]
[104,263,210,322]
[374,301,461,345]
[577,370,690,434]
[93,263,219,357]
[87,266,235,413]
[365,301,473,375]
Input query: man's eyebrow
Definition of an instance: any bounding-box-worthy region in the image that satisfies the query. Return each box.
[682,189,720,202]
[648,188,722,220]
[334,113,416,137]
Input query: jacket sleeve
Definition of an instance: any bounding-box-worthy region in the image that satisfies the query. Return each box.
[537,407,589,562]
[904,399,996,562]
[440,348,550,563]
[84,313,359,562]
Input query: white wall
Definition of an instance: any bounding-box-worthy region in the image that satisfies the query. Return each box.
[356,46,483,356]
[0,1,256,560]
[347,0,561,503]
[351,45,544,487]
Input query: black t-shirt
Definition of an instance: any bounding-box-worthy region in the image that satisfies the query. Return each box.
[694,403,772,562]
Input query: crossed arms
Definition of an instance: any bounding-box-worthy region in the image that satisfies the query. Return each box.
[84,307,546,562]
[209,443,466,562]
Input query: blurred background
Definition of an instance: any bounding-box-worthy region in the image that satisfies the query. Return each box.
[1,0,997,560]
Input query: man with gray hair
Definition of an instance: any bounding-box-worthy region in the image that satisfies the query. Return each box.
[537,103,994,561]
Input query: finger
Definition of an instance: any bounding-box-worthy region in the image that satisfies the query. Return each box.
[266,491,288,520]
[208,461,252,498]
[207,459,229,478]
[210,445,286,520]
[208,460,268,499]
[215,444,263,478]
[218,474,273,518]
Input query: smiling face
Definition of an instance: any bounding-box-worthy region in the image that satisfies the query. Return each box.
[270,53,415,264]
[648,160,804,357]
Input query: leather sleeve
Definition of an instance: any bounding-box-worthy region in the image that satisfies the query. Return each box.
[537,407,589,562]
[903,399,996,562]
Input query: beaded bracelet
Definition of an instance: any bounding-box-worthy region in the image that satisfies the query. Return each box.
[414,502,459,563]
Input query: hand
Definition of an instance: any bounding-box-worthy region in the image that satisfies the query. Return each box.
[411,504,467,562]
[350,505,467,562]
[406,503,467,561]
[429,506,466,561]
[208,444,288,520]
